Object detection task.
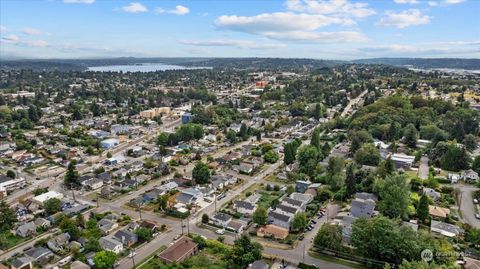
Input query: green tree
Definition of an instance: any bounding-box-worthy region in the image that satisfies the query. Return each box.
[0,201,16,232]
[310,127,321,151]
[472,156,480,174]
[226,129,237,144]
[264,150,279,163]
[345,163,357,197]
[93,250,117,269]
[312,103,322,120]
[291,212,308,231]
[314,224,343,251]
[252,207,268,225]
[464,134,478,151]
[6,170,16,179]
[64,161,79,188]
[229,235,263,269]
[59,217,80,240]
[354,143,380,166]
[192,161,211,185]
[377,157,396,178]
[417,194,430,223]
[284,142,296,165]
[404,123,418,148]
[374,174,410,219]
[157,132,169,146]
[44,198,62,215]
[239,123,249,141]
[157,195,169,211]
[76,214,85,228]
[135,227,153,242]
[297,145,319,177]
[202,213,209,224]
[349,129,373,154]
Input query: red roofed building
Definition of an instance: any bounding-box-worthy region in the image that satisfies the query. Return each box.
[158,236,198,264]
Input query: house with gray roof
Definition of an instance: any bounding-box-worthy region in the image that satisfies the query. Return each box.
[350,198,376,218]
[268,211,292,230]
[113,229,138,247]
[275,204,298,216]
[423,187,441,201]
[99,237,123,254]
[47,232,71,253]
[25,247,53,265]
[233,200,256,216]
[430,220,465,237]
[211,212,233,227]
[16,222,36,238]
[98,218,118,235]
[10,257,32,269]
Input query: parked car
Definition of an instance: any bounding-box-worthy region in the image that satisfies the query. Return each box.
[216,229,225,235]
[475,214,480,219]
[474,199,478,204]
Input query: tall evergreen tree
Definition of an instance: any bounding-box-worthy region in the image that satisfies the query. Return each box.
[417,194,430,223]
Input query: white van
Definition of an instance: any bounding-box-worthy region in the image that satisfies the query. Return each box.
[58,256,72,267]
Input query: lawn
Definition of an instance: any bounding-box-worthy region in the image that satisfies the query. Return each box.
[257,191,281,209]
[0,232,28,250]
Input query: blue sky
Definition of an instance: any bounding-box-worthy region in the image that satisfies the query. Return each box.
[0,0,479,59]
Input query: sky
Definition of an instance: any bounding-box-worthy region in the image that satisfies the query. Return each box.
[0,0,479,60]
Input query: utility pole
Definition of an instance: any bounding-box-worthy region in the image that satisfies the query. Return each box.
[214,194,217,212]
[96,192,99,208]
[71,183,76,202]
[137,205,142,220]
[302,244,305,263]
[187,216,190,234]
[181,219,184,234]
[131,254,136,269]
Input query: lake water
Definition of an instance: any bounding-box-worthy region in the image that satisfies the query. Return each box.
[87,63,211,72]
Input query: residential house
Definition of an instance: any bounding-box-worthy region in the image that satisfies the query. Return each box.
[34,218,51,230]
[211,212,232,227]
[113,229,138,247]
[227,220,247,233]
[16,222,36,238]
[463,169,479,183]
[430,220,464,237]
[47,233,71,253]
[24,247,53,265]
[10,257,32,269]
[391,153,415,169]
[82,177,103,191]
[176,188,203,205]
[350,197,376,218]
[232,163,254,174]
[158,236,198,264]
[98,219,118,235]
[233,200,257,216]
[289,192,313,205]
[70,261,90,269]
[249,260,269,269]
[99,237,124,254]
[295,180,311,193]
[423,188,441,201]
[268,211,292,230]
[274,204,298,217]
[429,206,450,220]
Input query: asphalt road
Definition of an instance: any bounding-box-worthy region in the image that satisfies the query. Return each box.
[418,156,429,180]
[457,184,480,228]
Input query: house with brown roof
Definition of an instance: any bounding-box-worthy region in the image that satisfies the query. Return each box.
[429,205,450,219]
[158,236,198,264]
[257,224,289,240]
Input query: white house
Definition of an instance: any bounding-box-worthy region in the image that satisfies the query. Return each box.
[99,237,123,254]
[462,169,479,183]
[33,191,64,205]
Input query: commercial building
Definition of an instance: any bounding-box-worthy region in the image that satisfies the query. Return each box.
[101,138,120,149]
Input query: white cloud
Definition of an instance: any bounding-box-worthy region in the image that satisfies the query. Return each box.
[22,27,43,36]
[23,40,49,47]
[285,0,376,18]
[262,31,367,43]
[156,5,190,15]
[121,2,148,13]
[428,1,438,6]
[216,12,353,33]
[444,0,466,4]
[215,12,365,43]
[180,39,286,49]
[170,5,189,15]
[0,26,6,33]
[394,0,419,4]
[376,9,431,28]
[1,34,19,42]
[63,0,95,4]
[154,7,165,14]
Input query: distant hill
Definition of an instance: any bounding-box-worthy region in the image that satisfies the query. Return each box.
[352,58,480,70]
[1,57,478,72]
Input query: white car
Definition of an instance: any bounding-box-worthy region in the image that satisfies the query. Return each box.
[216,229,225,235]
[474,199,478,204]
[475,214,480,219]
[128,252,136,258]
